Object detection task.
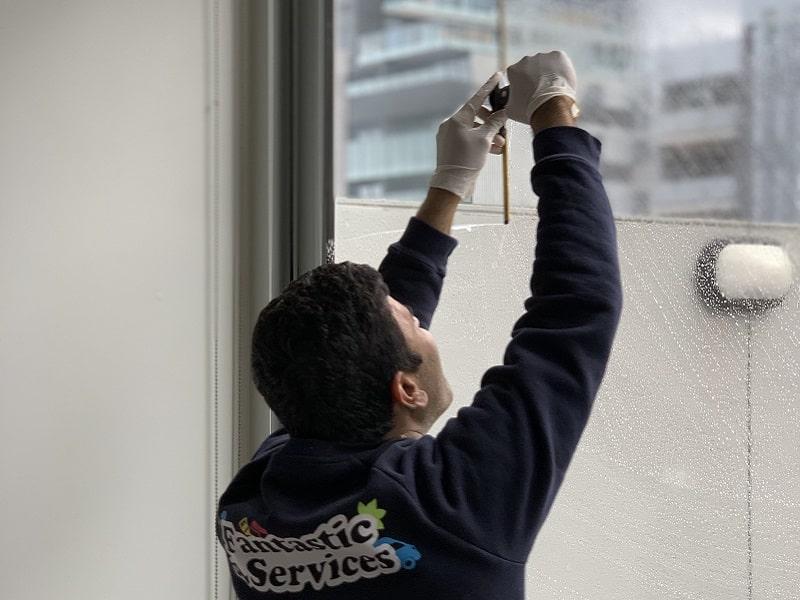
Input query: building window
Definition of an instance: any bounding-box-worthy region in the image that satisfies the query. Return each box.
[601,162,633,180]
[660,139,738,179]
[662,75,743,112]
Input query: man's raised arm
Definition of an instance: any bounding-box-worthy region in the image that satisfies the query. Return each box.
[378,73,508,329]
[379,51,624,562]
[376,187,465,330]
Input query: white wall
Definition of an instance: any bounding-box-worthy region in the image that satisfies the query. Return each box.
[0,1,235,598]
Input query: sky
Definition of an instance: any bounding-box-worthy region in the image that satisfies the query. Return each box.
[640,0,743,49]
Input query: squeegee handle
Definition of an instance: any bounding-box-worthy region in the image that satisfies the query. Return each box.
[489,84,510,138]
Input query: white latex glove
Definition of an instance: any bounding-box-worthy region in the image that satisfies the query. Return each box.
[506,50,580,125]
[429,71,508,200]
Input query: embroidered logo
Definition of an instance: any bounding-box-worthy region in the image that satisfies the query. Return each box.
[219,500,422,593]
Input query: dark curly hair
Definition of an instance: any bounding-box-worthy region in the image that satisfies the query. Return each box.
[251,261,423,444]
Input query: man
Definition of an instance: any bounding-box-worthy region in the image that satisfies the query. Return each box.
[217,51,623,599]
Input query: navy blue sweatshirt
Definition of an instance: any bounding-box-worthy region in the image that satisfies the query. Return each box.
[217,127,623,599]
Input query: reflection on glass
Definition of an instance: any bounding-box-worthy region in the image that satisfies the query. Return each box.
[334,0,800,224]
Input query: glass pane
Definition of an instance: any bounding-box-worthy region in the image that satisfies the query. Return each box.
[335,203,800,598]
[335,0,800,600]
[334,1,800,597]
[334,0,800,224]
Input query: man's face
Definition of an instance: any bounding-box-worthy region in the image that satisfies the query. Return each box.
[386,296,453,425]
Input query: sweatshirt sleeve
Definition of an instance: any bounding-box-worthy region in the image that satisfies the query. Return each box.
[380,126,624,563]
[377,216,459,330]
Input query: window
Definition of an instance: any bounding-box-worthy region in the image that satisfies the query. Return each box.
[663,75,743,111]
[660,140,738,179]
[333,2,800,597]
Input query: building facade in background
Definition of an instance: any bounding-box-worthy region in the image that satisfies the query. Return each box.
[335,0,800,224]
[650,39,744,219]
[743,0,800,223]
[342,0,498,201]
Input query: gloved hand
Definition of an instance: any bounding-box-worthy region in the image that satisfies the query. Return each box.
[506,50,579,125]
[429,71,508,200]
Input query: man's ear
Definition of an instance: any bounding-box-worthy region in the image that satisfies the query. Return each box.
[390,371,428,410]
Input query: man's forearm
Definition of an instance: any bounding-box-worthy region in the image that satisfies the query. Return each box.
[416,187,460,236]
